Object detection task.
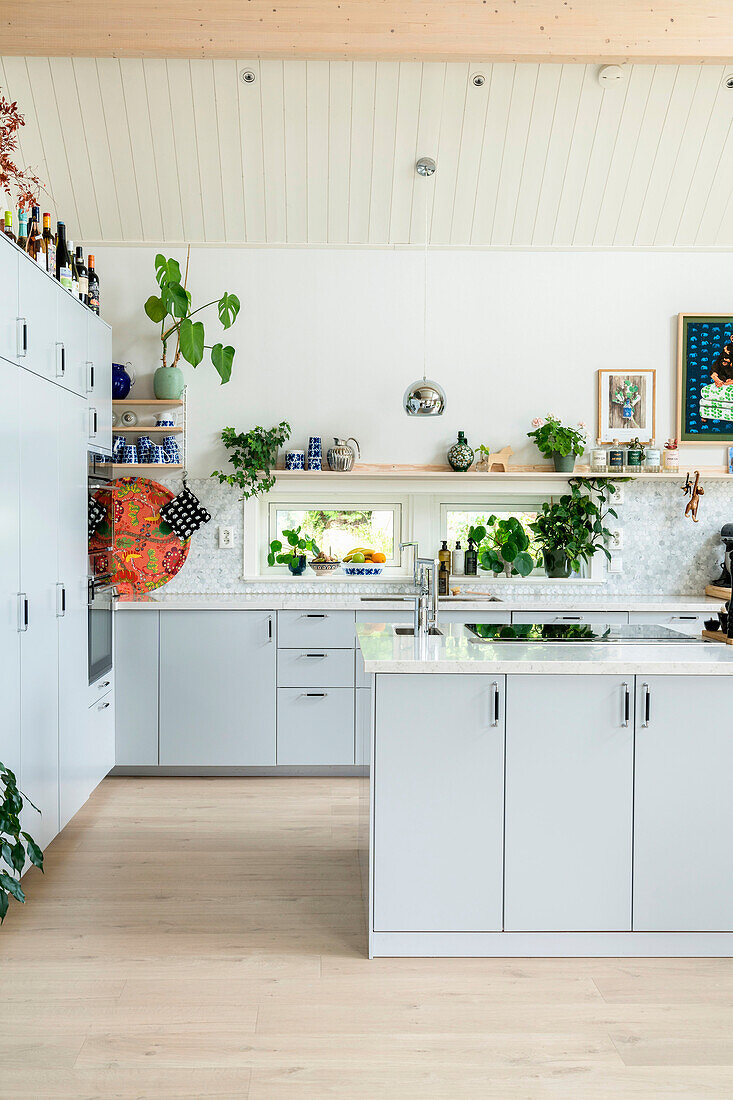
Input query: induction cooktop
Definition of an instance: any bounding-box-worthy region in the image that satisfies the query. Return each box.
[465,623,703,643]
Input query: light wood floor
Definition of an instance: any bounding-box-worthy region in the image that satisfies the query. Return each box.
[4,778,733,1098]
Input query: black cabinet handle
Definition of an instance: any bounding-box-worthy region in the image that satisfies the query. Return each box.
[304,613,327,619]
[642,682,651,727]
[302,692,327,698]
[622,682,630,727]
[490,681,500,726]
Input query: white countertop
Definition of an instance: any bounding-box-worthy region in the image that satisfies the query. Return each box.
[116,592,721,613]
[356,623,733,675]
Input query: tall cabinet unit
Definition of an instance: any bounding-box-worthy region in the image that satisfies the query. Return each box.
[0,359,21,780]
[0,233,112,852]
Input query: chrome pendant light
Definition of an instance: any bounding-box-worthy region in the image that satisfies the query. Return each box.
[403,157,446,417]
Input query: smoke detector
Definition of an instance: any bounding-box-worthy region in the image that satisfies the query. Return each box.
[598,65,626,88]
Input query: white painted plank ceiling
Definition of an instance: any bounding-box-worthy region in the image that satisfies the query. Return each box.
[1,57,732,247]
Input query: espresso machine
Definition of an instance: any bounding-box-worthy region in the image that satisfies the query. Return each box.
[712,523,733,589]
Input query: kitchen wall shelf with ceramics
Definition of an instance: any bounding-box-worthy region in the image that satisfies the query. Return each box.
[274,464,733,482]
[112,463,184,472]
[113,426,183,433]
[112,399,184,407]
[113,388,187,472]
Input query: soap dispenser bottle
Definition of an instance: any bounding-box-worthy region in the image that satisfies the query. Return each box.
[452,541,464,575]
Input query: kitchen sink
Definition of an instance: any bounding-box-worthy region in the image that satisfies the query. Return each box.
[393,626,443,636]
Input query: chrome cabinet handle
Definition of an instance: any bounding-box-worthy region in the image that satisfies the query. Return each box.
[266,616,273,643]
[86,360,95,393]
[17,317,27,357]
[98,700,111,711]
[97,680,111,690]
[89,407,98,437]
[621,682,630,727]
[490,681,500,726]
[56,583,66,618]
[641,682,651,727]
[56,341,65,377]
[17,593,28,632]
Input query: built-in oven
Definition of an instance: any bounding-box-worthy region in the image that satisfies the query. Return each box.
[88,448,117,684]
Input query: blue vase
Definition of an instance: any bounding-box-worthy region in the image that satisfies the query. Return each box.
[288,556,307,576]
[112,362,135,399]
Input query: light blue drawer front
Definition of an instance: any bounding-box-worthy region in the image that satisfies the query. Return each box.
[277,648,355,688]
[277,688,355,765]
[278,610,356,649]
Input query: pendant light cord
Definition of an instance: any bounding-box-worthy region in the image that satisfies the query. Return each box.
[423,178,428,383]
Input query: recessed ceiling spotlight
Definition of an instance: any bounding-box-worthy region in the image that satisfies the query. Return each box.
[598,64,626,88]
[724,74,733,89]
[471,73,486,87]
[239,69,256,85]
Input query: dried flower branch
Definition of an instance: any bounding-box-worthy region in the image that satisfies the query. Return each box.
[0,88,42,207]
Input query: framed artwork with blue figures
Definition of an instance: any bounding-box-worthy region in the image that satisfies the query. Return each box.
[677,314,733,444]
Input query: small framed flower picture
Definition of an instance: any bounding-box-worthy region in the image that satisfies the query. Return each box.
[597,369,656,445]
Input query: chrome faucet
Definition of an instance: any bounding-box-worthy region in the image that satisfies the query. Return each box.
[415,557,440,636]
[399,541,420,587]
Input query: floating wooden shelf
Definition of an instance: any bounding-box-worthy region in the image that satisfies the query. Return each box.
[706,584,731,600]
[273,463,733,482]
[702,630,732,644]
[113,425,183,433]
[112,463,183,471]
[112,399,184,407]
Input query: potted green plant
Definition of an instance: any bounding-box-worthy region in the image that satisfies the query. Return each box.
[144,249,241,398]
[268,526,319,576]
[530,478,619,578]
[472,517,535,578]
[527,415,588,473]
[0,762,44,923]
[212,421,291,500]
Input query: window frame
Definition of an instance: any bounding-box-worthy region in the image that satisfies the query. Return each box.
[264,499,404,574]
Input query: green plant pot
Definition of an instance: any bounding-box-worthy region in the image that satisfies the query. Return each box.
[153,365,185,400]
[288,556,307,577]
[551,451,576,473]
[543,549,572,579]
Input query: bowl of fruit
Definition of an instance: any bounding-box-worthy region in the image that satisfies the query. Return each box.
[342,549,387,576]
[308,552,341,577]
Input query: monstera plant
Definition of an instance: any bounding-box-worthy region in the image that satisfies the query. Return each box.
[145,249,241,396]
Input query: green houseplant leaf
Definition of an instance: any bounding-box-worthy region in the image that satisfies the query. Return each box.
[212,421,291,500]
[178,318,205,367]
[211,343,235,385]
[218,292,241,330]
[144,294,167,323]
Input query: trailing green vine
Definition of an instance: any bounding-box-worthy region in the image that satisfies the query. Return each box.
[212,421,291,500]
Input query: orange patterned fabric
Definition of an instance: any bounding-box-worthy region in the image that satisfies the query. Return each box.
[90,477,190,598]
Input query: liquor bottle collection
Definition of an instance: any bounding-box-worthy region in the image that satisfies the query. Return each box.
[3,206,100,315]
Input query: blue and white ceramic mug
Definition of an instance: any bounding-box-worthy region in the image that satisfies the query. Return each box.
[308,436,322,455]
[150,444,166,465]
[285,450,305,470]
[121,443,138,464]
[113,435,126,459]
[136,436,154,463]
[156,415,175,428]
[162,436,181,463]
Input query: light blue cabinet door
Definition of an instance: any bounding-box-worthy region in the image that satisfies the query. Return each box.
[0,359,20,779]
[504,674,633,931]
[17,252,58,385]
[0,235,19,362]
[159,611,276,765]
[634,675,733,931]
[373,673,504,932]
[115,611,160,766]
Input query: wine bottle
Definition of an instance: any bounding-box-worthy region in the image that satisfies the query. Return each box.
[69,240,80,298]
[4,210,17,243]
[27,205,42,263]
[75,246,88,305]
[55,221,72,290]
[17,209,28,250]
[87,254,100,315]
[42,213,56,274]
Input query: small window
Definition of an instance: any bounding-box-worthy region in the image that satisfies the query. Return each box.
[268,503,401,567]
[442,499,548,577]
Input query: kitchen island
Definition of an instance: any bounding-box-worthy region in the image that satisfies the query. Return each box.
[357,622,733,958]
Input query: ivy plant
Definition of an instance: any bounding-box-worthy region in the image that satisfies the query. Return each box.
[268,526,319,569]
[212,421,291,500]
[144,250,240,384]
[477,516,535,578]
[530,477,623,572]
[0,762,43,923]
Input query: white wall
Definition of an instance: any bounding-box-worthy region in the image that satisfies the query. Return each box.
[95,246,733,479]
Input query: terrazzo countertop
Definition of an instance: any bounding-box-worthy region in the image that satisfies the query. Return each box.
[115,591,721,613]
[357,623,733,676]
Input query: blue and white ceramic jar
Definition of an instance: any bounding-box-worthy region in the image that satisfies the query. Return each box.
[286,450,305,471]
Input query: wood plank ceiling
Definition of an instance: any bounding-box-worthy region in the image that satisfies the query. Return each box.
[3,1,733,63]
[2,57,733,247]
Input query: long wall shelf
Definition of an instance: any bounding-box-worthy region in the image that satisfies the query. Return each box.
[273,464,733,482]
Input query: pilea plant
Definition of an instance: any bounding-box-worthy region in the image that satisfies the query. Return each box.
[473,516,535,578]
[0,762,43,923]
[268,527,319,570]
[212,421,291,500]
[145,250,240,384]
